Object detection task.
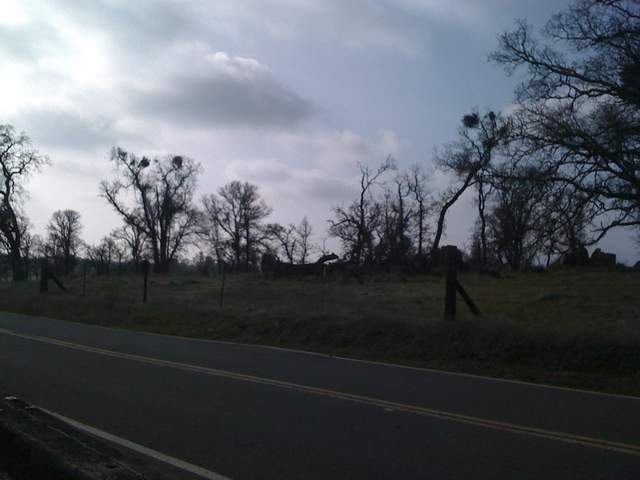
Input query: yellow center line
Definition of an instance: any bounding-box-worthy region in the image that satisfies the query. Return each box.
[2,327,639,457]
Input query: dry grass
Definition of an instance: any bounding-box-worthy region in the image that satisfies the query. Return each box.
[1,268,639,394]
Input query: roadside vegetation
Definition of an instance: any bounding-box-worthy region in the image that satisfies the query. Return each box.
[1,267,639,396]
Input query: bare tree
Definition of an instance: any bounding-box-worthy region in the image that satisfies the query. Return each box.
[406,165,433,256]
[391,175,413,262]
[198,201,228,272]
[112,223,147,268]
[88,236,120,275]
[202,181,272,271]
[0,125,48,281]
[47,209,83,275]
[267,216,315,264]
[18,220,36,279]
[0,214,33,279]
[487,166,550,270]
[329,158,395,265]
[101,148,202,273]
[296,216,314,264]
[373,176,414,264]
[21,231,42,279]
[491,0,640,238]
[431,111,509,258]
[536,183,596,266]
[267,223,299,263]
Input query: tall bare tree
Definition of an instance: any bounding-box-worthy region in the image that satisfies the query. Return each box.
[431,111,509,258]
[486,166,550,270]
[198,202,228,272]
[20,228,39,279]
[47,209,83,275]
[406,165,432,256]
[202,181,272,271]
[112,223,147,268]
[296,216,314,264]
[267,223,299,263]
[0,125,48,281]
[88,235,120,275]
[267,216,315,264]
[392,175,413,262]
[491,0,640,238]
[101,148,201,273]
[536,183,596,266]
[329,158,395,265]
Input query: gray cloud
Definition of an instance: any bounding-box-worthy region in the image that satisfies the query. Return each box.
[129,52,315,128]
[9,108,124,151]
[200,0,492,54]
[50,0,197,55]
[0,21,60,60]
[225,157,357,205]
[304,175,357,203]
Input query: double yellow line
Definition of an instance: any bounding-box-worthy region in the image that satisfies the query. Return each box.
[2,327,639,457]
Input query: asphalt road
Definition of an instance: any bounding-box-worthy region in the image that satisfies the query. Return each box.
[1,312,639,479]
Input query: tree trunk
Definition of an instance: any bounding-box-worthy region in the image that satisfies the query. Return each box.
[478,182,488,266]
[4,204,26,281]
[154,260,170,274]
[243,220,251,271]
[64,253,74,276]
[10,247,26,282]
[417,203,424,256]
[432,170,477,254]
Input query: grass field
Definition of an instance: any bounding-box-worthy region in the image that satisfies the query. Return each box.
[1,268,639,395]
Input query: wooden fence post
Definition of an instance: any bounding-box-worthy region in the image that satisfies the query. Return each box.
[444,245,458,321]
[142,260,150,303]
[442,245,482,320]
[456,281,482,317]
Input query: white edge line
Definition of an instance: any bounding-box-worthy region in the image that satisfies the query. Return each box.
[2,311,639,402]
[40,408,231,480]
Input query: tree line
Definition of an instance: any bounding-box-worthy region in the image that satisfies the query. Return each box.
[0,0,638,280]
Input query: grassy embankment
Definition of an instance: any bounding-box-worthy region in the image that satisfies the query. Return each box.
[0,268,639,395]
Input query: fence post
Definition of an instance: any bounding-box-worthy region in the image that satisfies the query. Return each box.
[456,281,482,317]
[142,260,150,303]
[444,245,458,321]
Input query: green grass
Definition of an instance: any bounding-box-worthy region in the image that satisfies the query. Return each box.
[1,268,639,395]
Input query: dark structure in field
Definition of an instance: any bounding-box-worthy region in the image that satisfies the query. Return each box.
[561,247,617,267]
[261,253,339,277]
[590,248,616,267]
[562,246,590,266]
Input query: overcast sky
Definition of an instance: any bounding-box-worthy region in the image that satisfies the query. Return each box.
[2,0,638,263]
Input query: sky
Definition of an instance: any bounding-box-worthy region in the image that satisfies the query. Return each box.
[1,0,638,263]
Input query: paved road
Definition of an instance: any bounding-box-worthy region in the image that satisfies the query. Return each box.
[1,312,639,479]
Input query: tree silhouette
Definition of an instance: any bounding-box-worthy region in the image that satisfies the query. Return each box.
[0,125,48,281]
[329,158,395,265]
[101,147,201,273]
[266,217,315,264]
[431,111,509,257]
[492,0,640,238]
[47,209,83,276]
[112,224,147,269]
[486,166,550,270]
[296,216,314,264]
[202,181,272,271]
[406,165,433,257]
